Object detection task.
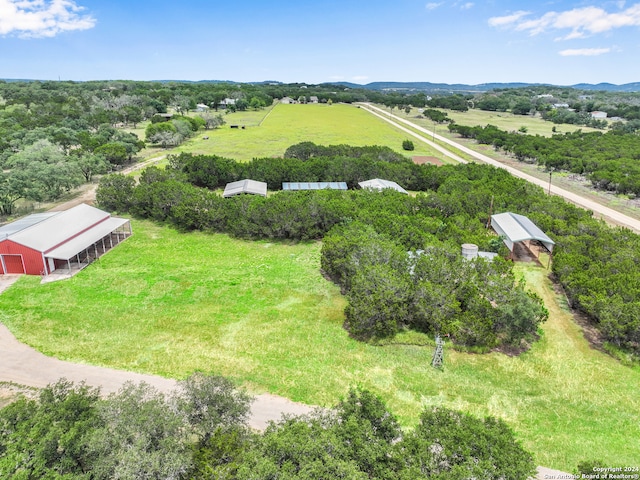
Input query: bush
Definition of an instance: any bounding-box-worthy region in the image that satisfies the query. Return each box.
[402,139,415,151]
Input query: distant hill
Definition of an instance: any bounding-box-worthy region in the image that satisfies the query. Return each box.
[328,81,640,93]
[2,78,640,92]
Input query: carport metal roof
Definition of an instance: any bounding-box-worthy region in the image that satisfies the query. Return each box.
[223,179,268,197]
[282,182,348,191]
[359,178,408,194]
[491,212,555,252]
[45,217,130,260]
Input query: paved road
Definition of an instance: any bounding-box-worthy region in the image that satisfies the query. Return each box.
[360,103,640,233]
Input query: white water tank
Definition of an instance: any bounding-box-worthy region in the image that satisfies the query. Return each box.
[461,243,479,260]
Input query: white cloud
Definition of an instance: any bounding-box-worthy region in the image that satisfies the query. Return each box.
[0,0,95,38]
[460,2,474,10]
[488,11,530,27]
[425,2,443,11]
[489,3,640,39]
[558,47,612,56]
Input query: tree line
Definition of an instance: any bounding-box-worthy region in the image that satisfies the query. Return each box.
[97,146,639,357]
[0,376,536,479]
[448,123,640,196]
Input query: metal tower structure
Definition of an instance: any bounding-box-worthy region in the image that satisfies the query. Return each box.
[432,335,444,368]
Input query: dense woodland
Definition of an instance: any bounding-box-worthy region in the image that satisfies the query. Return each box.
[0,376,535,479]
[97,144,640,358]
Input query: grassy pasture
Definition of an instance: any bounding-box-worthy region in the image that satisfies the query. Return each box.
[175,103,444,161]
[0,220,638,470]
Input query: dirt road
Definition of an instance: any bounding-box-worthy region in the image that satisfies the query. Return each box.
[360,103,640,233]
[0,320,312,429]
[49,154,167,212]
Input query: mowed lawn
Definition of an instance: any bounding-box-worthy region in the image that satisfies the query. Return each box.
[0,220,639,470]
[176,103,443,161]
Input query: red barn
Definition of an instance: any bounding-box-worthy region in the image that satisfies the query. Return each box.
[0,204,131,276]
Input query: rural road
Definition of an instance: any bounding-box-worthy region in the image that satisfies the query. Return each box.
[359,103,640,233]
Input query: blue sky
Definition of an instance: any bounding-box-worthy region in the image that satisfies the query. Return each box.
[1,0,639,85]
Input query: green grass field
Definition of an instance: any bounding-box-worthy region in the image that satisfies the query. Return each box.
[175,103,444,161]
[0,220,638,470]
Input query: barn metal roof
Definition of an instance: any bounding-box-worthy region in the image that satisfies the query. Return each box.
[223,179,268,197]
[45,217,130,260]
[491,212,555,252]
[358,178,408,194]
[282,182,348,191]
[8,204,111,253]
[0,212,59,240]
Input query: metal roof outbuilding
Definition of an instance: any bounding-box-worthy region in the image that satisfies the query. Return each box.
[282,182,348,191]
[491,212,555,253]
[359,178,408,194]
[223,179,268,197]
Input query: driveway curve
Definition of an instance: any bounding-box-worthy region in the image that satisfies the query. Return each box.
[0,320,312,430]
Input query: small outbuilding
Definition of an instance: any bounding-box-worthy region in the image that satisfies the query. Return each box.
[0,203,131,276]
[359,178,408,194]
[282,182,348,191]
[490,212,554,261]
[223,179,268,198]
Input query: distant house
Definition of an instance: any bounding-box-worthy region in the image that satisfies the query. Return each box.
[309,96,319,104]
[552,103,570,109]
[280,97,295,104]
[218,98,236,109]
[591,111,608,119]
[195,103,210,112]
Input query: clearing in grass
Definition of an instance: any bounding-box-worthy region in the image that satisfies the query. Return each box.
[0,220,638,471]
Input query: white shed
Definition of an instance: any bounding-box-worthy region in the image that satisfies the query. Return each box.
[223,179,268,197]
[359,178,408,194]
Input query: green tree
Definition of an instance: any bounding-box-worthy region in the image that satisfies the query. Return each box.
[345,263,412,340]
[0,379,100,479]
[173,373,253,446]
[86,382,192,480]
[95,173,136,212]
[399,407,536,479]
[402,139,415,151]
[0,172,23,215]
[249,96,266,110]
[94,142,128,166]
[74,152,109,182]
